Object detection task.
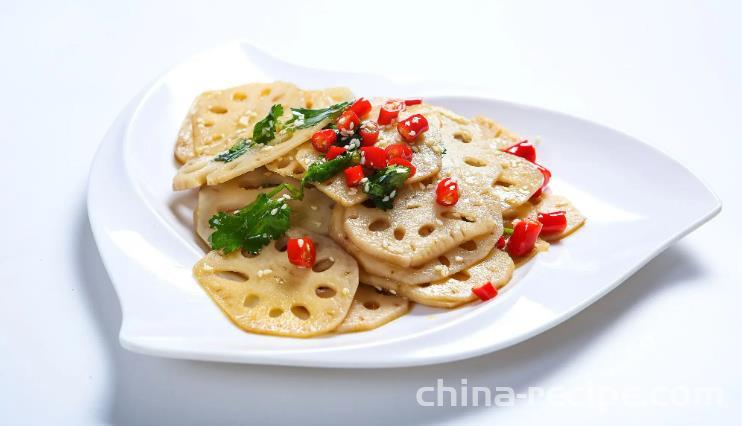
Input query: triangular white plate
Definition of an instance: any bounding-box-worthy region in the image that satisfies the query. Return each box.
[87,42,720,368]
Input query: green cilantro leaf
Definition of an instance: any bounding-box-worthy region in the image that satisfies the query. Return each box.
[361,165,411,210]
[300,151,360,188]
[286,101,351,130]
[214,138,252,162]
[253,104,284,145]
[208,185,297,254]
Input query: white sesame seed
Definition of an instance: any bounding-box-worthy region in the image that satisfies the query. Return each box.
[297,239,304,248]
[270,208,278,215]
[454,256,464,262]
[412,116,420,123]
[257,269,273,278]
[409,130,416,136]
[310,205,318,210]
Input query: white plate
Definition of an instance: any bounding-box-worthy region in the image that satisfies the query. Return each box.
[87,42,720,368]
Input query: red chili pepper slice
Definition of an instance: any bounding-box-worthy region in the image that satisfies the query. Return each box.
[349,98,372,118]
[360,146,387,170]
[377,99,405,125]
[507,219,543,257]
[496,235,507,250]
[530,163,552,200]
[310,129,337,153]
[397,114,429,142]
[537,211,567,235]
[384,143,413,161]
[287,236,316,268]
[344,165,365,187]
[503,140,536,163]
[472,282,498,301]
[435,177,460,206]
[388,157,416,179]
[404,98,423,106]
[325,145,347,160]
[359,120,380,146]
[336,110,360,135]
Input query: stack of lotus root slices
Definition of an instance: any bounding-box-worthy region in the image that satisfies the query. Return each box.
[172,82,585,337]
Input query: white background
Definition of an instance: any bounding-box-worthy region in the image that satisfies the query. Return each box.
[1,1,740,424]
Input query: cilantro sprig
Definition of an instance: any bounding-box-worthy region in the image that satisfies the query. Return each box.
[214,138,252,162]
[252,104,284,145]
[209,184,300,254]
[212,101,351,163]
[361,165,411,210]
[285,101,351,130]
[300,151,360,188]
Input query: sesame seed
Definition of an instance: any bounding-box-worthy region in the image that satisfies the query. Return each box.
[297,239,304,248]
[270,208,278,215]
[257,269,273,278]
[409,130,416,136]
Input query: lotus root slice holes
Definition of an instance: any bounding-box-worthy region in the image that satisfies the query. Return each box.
[273,157,292,169]
[453,131,472,143]
[418,224,435,237]
[269,308,283,317]
[368,219,391,232]
[291,305,311,320]
[315,286,337,298]
[451,271,471,281]
[440,211,477,223]
[495,178,514,188]
[243,294,259,308]
[209,105,228,114]
[216,270,249,282]
[438,256,451,267]
[240,249,259,258]
[274,236,289,252]
[232,92,247,101]
[459,240,477,251]
[312,258,335,273]
[464,157,487,167]
[363,301,380,310]
[202,120,215,128]
[393,228,405,240]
